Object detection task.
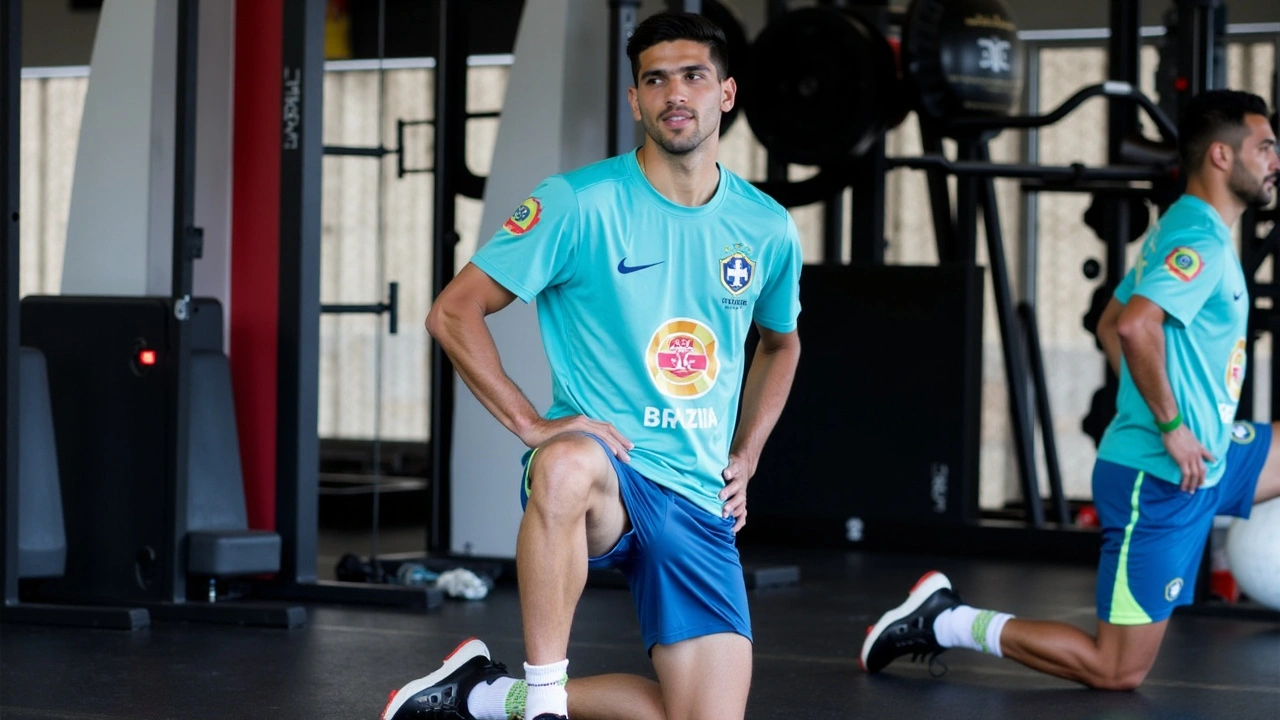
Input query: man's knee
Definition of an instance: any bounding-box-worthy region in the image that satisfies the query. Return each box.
[527,434,608,513]
[653,634,751,720]
[1086,667,1150,691]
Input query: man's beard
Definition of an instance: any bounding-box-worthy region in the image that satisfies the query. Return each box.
[641,113,714,156]
[1228,162,1276,207]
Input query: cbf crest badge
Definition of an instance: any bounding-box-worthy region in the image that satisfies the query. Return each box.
[719,242,757,296]
[503,197,543,235]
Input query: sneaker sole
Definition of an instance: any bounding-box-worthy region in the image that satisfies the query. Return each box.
[859,571,951,672]
[380,637,490,720]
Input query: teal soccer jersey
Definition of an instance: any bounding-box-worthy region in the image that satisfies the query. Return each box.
[1098,195,1248,488]
[471,151,803,516]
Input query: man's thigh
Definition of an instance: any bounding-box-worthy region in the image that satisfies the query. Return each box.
[651,633,752,720]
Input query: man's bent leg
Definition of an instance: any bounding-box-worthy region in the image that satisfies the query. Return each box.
[518,433,631,718]
[861,573,1168,691]
[518,433,630,663]
[651,633,752,720]
[1001,618,1167,690]
[566,676,665,720]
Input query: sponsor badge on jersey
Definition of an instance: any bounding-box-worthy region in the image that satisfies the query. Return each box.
[503,197,543,235]
[1164,247,1202,282]
[647,318,719,399]
[1225,338,1246,401]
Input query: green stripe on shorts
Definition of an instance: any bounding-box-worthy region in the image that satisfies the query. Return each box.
[523,447,540,498]
[1108,471,1153,625]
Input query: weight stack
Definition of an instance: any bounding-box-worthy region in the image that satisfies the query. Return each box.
[19,296,223,606]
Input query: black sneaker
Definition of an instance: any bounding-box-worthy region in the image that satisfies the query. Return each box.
[381,638,512,719]
[860,571,962,673]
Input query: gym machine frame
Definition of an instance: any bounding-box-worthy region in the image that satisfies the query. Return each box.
[256,0,507,597]
[0,0,305,628]
[0,0,144,630]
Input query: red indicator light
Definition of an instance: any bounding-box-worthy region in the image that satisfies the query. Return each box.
[138,349,157,366]
[1174,77,1189,92]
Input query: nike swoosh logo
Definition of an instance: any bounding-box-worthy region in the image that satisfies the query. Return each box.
[1234,291,1244,301]
[617,258,665,274]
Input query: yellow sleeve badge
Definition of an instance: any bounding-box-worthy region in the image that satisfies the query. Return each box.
[1164,247,1202,282]
[503,197,543,235]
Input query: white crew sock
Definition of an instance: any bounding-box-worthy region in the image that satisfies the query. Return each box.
[467,674,522,720]
[523,659,569,719]
[933,605,1014,658]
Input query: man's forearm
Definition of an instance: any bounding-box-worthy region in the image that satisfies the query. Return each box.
[1099,328,1122,377]
[730,339,800,461]
[1096,297,1125,377]
[427,306,540,443]
[1118,323,1179,424]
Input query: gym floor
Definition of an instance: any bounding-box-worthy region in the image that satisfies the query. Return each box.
[2,548,1277,720]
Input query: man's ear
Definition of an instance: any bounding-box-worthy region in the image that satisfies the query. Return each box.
[1208,141,1234,172]
[628,85,641,122]
[721,77,737,113]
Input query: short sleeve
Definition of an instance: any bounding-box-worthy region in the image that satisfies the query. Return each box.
[1131,233,1224,327]
[470,175,580,303]
[752,212,803,333]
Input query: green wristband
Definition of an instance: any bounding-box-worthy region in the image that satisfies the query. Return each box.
[1156,412,1182,433]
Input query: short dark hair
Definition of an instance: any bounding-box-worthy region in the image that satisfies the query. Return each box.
[626,11,729,86]
[1178,89,1270,172]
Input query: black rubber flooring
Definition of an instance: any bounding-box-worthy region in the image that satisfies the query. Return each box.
[2,549,1277,719]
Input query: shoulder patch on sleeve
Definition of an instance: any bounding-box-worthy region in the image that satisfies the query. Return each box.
[503,197,543,235]
[1164,246,1203,282]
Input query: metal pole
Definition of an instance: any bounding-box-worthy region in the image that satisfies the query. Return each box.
[764,0,789,185]
[849,140,886,267]
[429,0,467,553]
[609,0,642,157]
[0,0,20,606]
[161,0,201,604]
[277,0,326,584]
[974,140,1045,528]
[921,125,956,263]
[1020,43,1040,309]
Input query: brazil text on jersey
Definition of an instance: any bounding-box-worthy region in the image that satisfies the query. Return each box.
[643,406,720,430]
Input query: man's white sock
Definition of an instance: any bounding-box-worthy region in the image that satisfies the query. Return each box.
[466,675,522,720]
[933,605,1014,657]
[523,659,569,719]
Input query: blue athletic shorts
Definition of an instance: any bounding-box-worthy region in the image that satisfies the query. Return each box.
[519,434,751,651]
[1093,421,1270,624]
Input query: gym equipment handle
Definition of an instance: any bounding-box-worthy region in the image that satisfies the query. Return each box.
[883,157,1173,183]
[946,82,1179,144]
[321,281,399,335]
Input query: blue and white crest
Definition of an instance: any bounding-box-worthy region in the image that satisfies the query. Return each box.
[720,253,755,296]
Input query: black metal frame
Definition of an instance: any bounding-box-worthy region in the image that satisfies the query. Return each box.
[133,0,298,627]
[609,0,642,157]
[164,0,200,608]
[320,281,400,335]
[0,0,146,630]
[888,79,1180,530]
[0,0,19,613]
[260,0,503,598]
[428,0,469,556]
[243,0,438,609]
[742,2,1184,539]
